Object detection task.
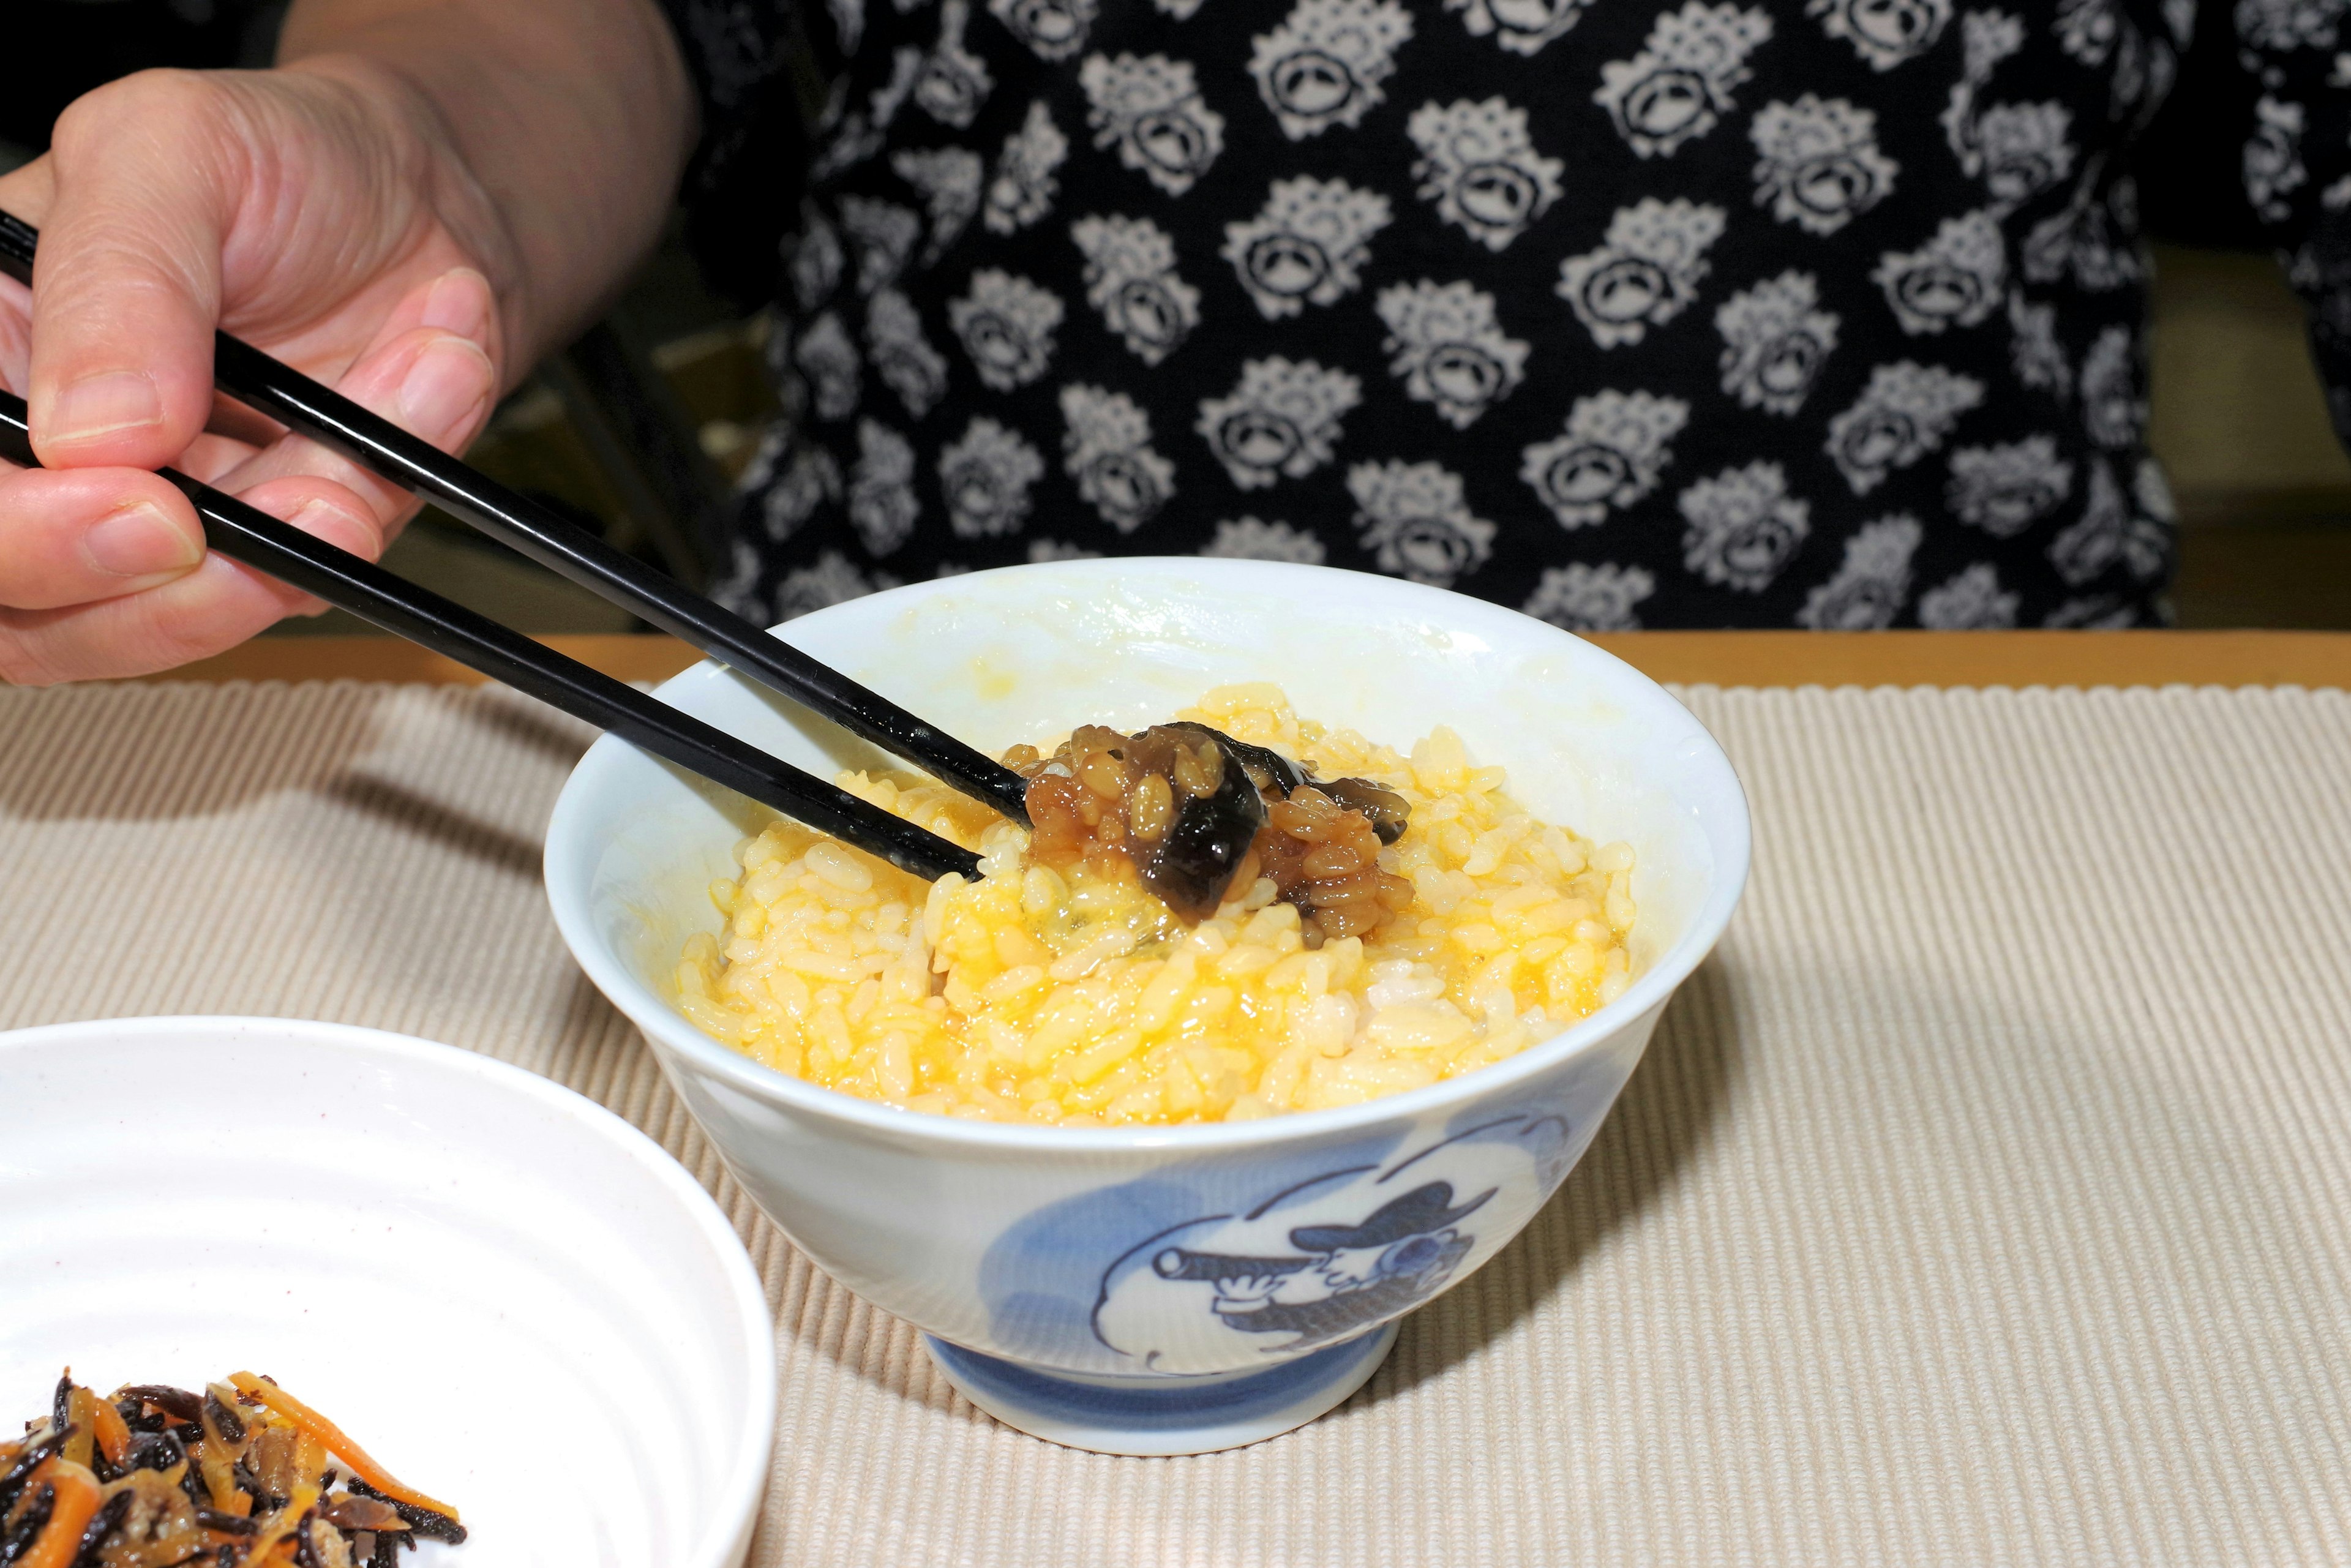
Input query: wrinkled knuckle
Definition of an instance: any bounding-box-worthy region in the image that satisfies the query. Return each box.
[59,70,227,152]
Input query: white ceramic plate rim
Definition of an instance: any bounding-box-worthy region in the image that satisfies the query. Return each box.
[0,1015,778,1568]
[547,560,1753,1155]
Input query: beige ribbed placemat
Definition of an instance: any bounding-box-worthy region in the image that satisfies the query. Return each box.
[2,680,2347,1567]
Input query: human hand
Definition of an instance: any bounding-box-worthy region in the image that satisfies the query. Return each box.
[0,61,516,683]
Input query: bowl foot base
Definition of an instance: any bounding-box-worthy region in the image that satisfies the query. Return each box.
[924,1323,1400,1457]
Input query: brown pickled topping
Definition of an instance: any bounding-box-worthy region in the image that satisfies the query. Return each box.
[1008,724,1412,934]
[1,1370,463,1568]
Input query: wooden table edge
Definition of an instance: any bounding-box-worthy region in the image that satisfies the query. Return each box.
[110,630,2351,691]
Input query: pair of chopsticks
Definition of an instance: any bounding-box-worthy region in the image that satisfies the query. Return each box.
[0,210,1024,882]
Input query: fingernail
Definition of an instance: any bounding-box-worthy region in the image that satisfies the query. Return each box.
[419,269,492,339]
[396,335,494,443]
[47,371,164,447]
[84,501,203,579]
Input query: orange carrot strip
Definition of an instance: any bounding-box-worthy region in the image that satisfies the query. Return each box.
[225,1375,459,1523]
[17,1458,102,1568]
[88,1397,130,1469]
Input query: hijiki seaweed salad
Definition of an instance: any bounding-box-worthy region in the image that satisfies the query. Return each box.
[1,1371,462,1567]
[682,688,1641,1126]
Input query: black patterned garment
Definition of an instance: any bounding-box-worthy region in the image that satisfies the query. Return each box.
[652,0,2351,629]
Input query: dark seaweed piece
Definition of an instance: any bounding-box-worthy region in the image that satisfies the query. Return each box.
[240,1469,286,1514]
[192,1508,257,1537]
[50,1377,73,1442]
[0,1427,69,1517]
[1168,722,1411,846]
[116,1399,165,1438]
[215,1547,238,1568]
[200,1395,245,1447]
[367,1529,401,1568]
[292,1512,321,1568]
[1318,776,1411,845]
[67,1485,132,1567]
[117,1389,204,1426]
[1139,743,1267,921]
[0,1482,53,1566]
[341,1481,465,1545]
[175,1458,208,1510]
[122,1432,187,1474]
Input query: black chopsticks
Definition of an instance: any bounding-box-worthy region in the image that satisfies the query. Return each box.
[0,208,1031,827]
[0,391,982,883]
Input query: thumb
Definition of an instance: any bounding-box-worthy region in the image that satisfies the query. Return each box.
[24,71,234,472]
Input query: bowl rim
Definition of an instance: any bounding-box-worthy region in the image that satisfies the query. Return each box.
[546,557,1752,1154]
[0,1014,778,1568]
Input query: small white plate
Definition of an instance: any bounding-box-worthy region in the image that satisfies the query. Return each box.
[0,1017,775,1567]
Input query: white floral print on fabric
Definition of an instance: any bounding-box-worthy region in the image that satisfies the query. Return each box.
[1520,390,1690,528]
[984,101,1068,233]
[1523,562,1657,630]
[938,416,1046,538]
[1558,198,1727,348]
[1250,0,1415,140]
[989,0,1095,62]
[891,146,983,260]
[1750,96,1898,235]
[849,419,921,554]
[1071,214,1199,363]
[1940,9,2022,179]
[2021,168,2140,291]
[1028,539,1102,561]
[760,449,843,543]
[948,269,1064,389]
[915,0,993,127]
[1918,562,2021,628]
[839,195,923,293]
[708,539,768,621]
[1196,358,1362,489]
[2079,324,2143,449]
[795,313,862,421]
[777,550,904,621]
[1873,211,2008,334]
[1061,384,1177,532]
[1346,460,1497,585]
[1716,271,1840,415]
[1223,178,1393,319]
[1808,0,1950,71]
[1593,3,1772,160]
[1679,461,1812,591]
[662,0,2209,630]
[2246,97,2308,223]
[2008,293,2073,397]
[2234,0,2346,51]
[864,290,950,418]
[1406,98,1565,251]
[1080,53,1226,195]
[1795,513,1921,628]
[828,0,865,56]
[1825,361,1984,494]
[1443,0,1591,56]
[790,212,845,310]
[2049,456,2166,584]
[2056,0,2120,66]
[1202,516,1329,563]
[1374,279,1529,428]
[1946,437,2074,536]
